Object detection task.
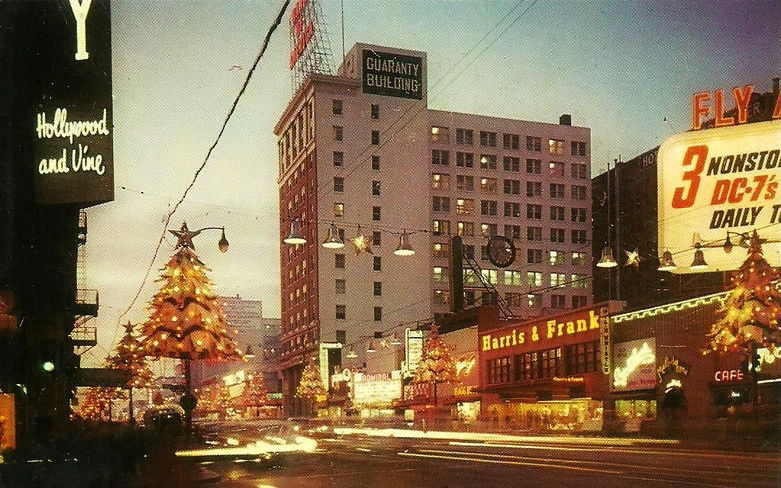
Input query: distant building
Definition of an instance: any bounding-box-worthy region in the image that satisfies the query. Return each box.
[276,42,592,416]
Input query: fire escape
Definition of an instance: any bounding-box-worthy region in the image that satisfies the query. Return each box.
[71,210,98,355]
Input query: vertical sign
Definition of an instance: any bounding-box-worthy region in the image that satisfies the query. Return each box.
[404,329,424,376]
[27,0,114,206]
[599,306,611,375]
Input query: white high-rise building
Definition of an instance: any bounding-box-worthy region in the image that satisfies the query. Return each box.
[276,43,591,415]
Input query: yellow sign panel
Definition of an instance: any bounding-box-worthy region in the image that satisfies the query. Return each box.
[658,120,781,273]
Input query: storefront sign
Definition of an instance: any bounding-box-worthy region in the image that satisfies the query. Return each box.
[714,369,744,382]
[362,49,423,100]
[29,0,114,206]
[658,120,780,272]
[481,308,601,352]
[612,338,657,391]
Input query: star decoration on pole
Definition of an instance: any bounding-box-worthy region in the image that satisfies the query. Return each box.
[624,248,643,268]
[349,226,373,255]
[169,221,202,249]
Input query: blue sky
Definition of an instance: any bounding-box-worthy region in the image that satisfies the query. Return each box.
[83,0,780,363]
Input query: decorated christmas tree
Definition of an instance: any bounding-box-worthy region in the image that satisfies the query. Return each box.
[106,322,153,389]
[705,231,781,354]
[242,372,268,410]
[414,324,458,407]
[296,357,327,416]
[138,223,244,362]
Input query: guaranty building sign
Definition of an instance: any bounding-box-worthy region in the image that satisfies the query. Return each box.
[362,49,423,100]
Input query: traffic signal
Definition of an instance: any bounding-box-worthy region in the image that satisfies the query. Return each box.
[39,339,58,374]
[750,349,762,374]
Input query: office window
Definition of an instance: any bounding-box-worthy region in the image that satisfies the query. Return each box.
[504,270,523,286]
[373,256,382,271]
[480,200,497,216]
[504,202,521,218]
[371,130,380,145]
[433,196,451,212]
[551,294,566,309]
[457,221,474,236]
[333,125,343,141]
[526,136,541,151]
[503,133,520,150]
[332,99,343,115]
[505,292,523,307]
[526,181,542,197]
[505,224,522,240]
[527,294,542,308]
[462,244,475,259]
[572,295,588,308]
[479,131,497,147]
[571,185,588,200]
[503,156,520,172]
[456,198,474,215]
[431,126,449,143]
[549,138,564,154]
[336,304,346,320]
[571,141,587,156]
[526,158,542,174]
[549,161,565,177]
[479,154,497,170]
[480,177,497,193]
[551,228,565,243]
[527,226,542,241]
[572,251,586,265]
[571,208,587,222]
[551,273,567,288]
[333,202,344,217]
[373,231,381,246]
[432,173,450,190]
[503,179,520,195]
[373,282,382,296]
[335,279,346,294]
[335,253,345,268]
[571,274,588,288]
[571,162,588,178]
[334,176,344,192]
[433,266,449,283]
[456,128,474,145]
[527,249,543,264]
[527,204,542,219]
[370,104,380,119]
[457,175,474,191]
[336,330,347,344]
[432,242,450,258]
[432,149,450,165]
[371,180,381,196]
[371,155,380,170]
[372,206,381,221]
[549,250,565,265]
[487,356,512,385]
[550,206,565,221]
[333,151,343,167]
[373,306,382,321]
[550,183,565,199]
[456,152,474,168]
[480,223,497,237]
[527,271,542,287]
[568,341,599,374]
[572,230,587,244]
[433,219,451,235]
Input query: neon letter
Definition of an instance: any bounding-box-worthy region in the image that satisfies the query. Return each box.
[69,0,92,60]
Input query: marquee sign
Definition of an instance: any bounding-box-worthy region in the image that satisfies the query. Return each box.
[28,0,114,206]
[612,338,657,392]
[658,120,780,272]
[362,49,423,100]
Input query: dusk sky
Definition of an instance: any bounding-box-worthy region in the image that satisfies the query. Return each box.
[82,0,780,365]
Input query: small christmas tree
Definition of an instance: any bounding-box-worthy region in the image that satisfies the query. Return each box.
[242,372,268,410]
[414,324,458,407]
[296,357,327,416]
[705,231,781,354]
[106,322,154,389]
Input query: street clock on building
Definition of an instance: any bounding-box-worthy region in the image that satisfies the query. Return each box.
[487,235,516,268]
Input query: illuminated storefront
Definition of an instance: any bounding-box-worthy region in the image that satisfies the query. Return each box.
[610,291,781,434]
[477,302,622,431]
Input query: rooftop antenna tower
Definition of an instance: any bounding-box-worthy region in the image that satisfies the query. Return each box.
[289,0,334,94]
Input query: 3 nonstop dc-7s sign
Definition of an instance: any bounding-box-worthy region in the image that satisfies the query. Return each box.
[658,119,780,272]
